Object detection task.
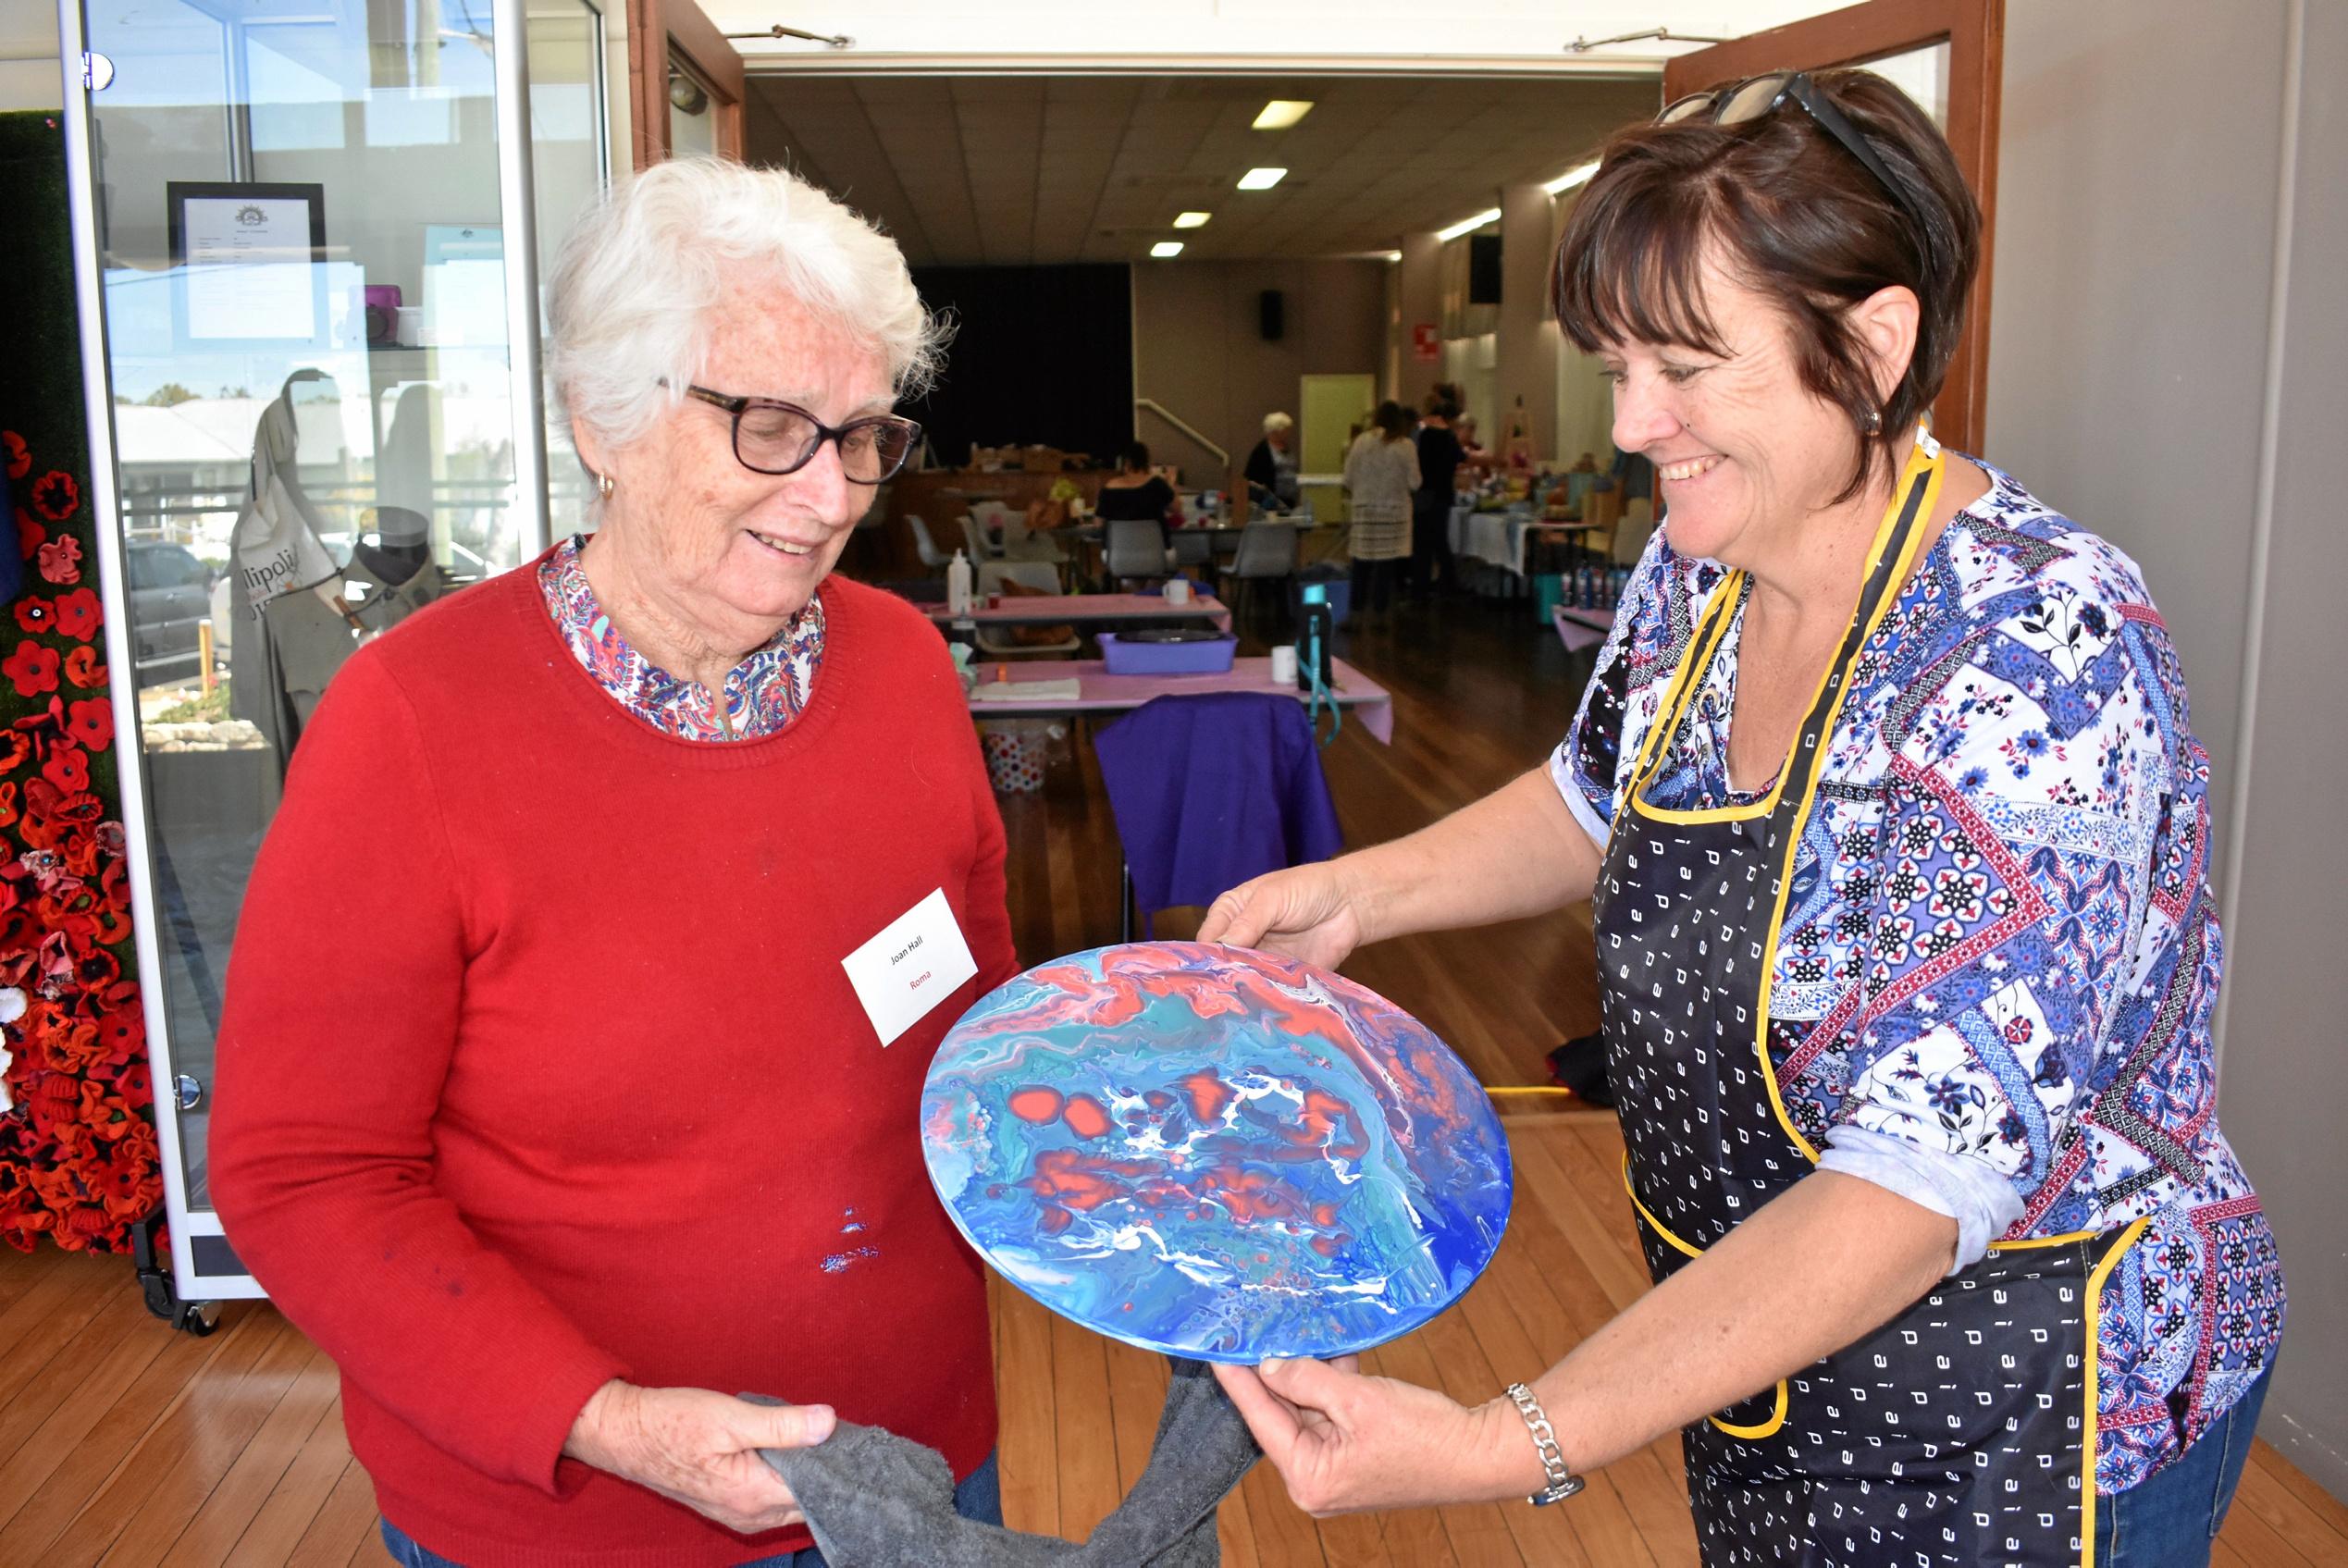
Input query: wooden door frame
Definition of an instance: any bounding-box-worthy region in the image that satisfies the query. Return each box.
[626,0,746,166]
[1663,0,2004,456]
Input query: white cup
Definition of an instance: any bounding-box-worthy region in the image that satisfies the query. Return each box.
[1164,578,1193,606]
[1269,645,1298,685]
[395,306,424,348]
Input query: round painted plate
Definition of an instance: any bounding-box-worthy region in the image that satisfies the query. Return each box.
[920,941,1512,1363]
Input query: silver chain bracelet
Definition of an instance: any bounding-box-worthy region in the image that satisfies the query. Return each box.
[1504,1382,1585,1506]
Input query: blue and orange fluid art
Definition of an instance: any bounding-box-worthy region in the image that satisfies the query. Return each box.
[921,942,1512,1362]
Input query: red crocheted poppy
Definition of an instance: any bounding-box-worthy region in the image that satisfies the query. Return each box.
[39,747,87,796]
[1,644,58,699]
[62,646,105,690]
[65,701,111,753]
[28,473,77,524]
[35,537,80,587]
[51,590,100,644]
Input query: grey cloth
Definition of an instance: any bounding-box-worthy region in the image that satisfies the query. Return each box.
[751,1357,1257,1567]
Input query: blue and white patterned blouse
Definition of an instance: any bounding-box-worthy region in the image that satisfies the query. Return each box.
[1553,461,2284,1490]
[538,536,824,742]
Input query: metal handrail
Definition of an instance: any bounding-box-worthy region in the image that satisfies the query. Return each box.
[1133,399,1229,467]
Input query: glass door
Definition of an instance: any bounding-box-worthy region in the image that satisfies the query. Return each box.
[58,0,607,1310]
[1662,0,2002,454]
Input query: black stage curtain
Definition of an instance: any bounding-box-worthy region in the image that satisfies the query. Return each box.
[907,265,1132,468]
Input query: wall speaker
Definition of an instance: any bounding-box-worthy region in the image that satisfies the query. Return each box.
[1467,235,1502,305]
[1259,289,1285,340]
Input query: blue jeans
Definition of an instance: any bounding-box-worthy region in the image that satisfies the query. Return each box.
[2096,1368,2270,1567]
[379,1451,1002,1568]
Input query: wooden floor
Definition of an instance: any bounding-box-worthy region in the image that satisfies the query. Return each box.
[0,1112,2340,1566]
[0,593,2336,1565]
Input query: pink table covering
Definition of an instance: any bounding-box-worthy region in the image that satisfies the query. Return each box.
[927,593,1231,631]
[968,657,1393,745]
[1552,604,1614,652]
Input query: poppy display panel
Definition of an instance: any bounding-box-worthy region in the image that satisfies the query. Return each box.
[921,941,1512,1362]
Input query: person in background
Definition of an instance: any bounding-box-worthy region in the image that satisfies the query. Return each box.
[1341,401,1420,616]
[1244,411,1301,512]
[1412,393,1465,598]
[209,157,1017,1568]
[1610,442,1655,506]
[1094,440,1178,525]
[1204,68,2280,1567]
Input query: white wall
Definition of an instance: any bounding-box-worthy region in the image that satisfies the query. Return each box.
[1130,257,1388,482]
[3,2,61,112]
[1989,0,2348,1500]
[698,0,1842,69]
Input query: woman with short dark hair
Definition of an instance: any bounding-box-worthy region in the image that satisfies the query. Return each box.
[1094,439,1177,525]
[1203,69,2281,1566]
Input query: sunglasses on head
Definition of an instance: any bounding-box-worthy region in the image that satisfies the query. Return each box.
[1658,71,1924,232]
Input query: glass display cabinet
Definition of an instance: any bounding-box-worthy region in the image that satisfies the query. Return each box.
[56,0,619,1324]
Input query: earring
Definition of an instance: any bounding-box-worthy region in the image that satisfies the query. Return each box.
[1864,407,1883,434]
[596,473,615,499]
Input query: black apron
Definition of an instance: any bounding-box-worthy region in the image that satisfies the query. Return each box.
[1591,437,2148,1567]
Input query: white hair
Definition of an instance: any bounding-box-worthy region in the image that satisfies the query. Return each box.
[1263,411,1294,434]
[547,157,947,451]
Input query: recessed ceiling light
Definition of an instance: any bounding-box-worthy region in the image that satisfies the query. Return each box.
[1237,167,1287,191]
[1173,212,1211,228]
[1381,250,1402,263]
[1150,241,1185,258]
[1253,100,1314,130]
[1436,206,1501,242]
[1543,160,1601,195]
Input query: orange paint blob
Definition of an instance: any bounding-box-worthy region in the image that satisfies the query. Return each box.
[1063,1093,1112,1140]
[1180,1068,1235,1125]
[1007,1087,1064,1123]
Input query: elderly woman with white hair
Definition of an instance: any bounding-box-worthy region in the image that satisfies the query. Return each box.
[210,159,1018,1567]
[1242,409,1299,511]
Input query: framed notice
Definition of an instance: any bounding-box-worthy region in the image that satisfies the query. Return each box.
[167,181,328,344]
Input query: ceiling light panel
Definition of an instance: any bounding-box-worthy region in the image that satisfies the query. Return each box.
[1151,241,1185,258]
[1253,100,1314,130]
[1173,211,1211,228]
[1542,160,1601,195]
[1436,206,1501,241]
[1237,167,1287,191]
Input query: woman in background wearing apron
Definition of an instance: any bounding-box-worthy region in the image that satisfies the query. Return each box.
[1200,70,2282,1568]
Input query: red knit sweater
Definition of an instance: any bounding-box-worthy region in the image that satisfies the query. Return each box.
[210,562,1016,1567]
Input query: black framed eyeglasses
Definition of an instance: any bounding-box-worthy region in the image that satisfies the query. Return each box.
[1659,71,1923,231]
[676,383,921,484]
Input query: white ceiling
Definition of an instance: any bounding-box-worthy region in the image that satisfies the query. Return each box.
[742,73,1662,266]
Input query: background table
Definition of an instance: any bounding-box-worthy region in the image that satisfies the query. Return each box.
[968,656,1393,744]
[928,593,1231,633]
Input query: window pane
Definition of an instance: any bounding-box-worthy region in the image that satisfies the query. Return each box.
[84,0,543,1210]
[1864,42,1951,130]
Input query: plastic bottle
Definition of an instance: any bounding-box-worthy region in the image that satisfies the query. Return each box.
[946,548,973,616]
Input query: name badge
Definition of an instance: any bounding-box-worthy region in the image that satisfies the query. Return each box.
[840,888,979,1046]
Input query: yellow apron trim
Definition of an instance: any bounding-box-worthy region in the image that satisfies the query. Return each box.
[1620,1154,1791,1438]
[1625,438,1946,829]
[2080,1217,2153,1567]
[1990,1227,2106,1253]
[1750,449,1943,1162]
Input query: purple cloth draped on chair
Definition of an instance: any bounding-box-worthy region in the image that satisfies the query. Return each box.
[1093,693,1343,935]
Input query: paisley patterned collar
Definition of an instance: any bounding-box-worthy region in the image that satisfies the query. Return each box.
[537,536,825,742]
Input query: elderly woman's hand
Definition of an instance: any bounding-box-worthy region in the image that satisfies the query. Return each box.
[1212,1357,1527,1516]
[1197,863,1370,970]
[565,1380,834,1535]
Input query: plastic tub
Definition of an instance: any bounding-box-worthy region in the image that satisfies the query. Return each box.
[1097,632,1239,676]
